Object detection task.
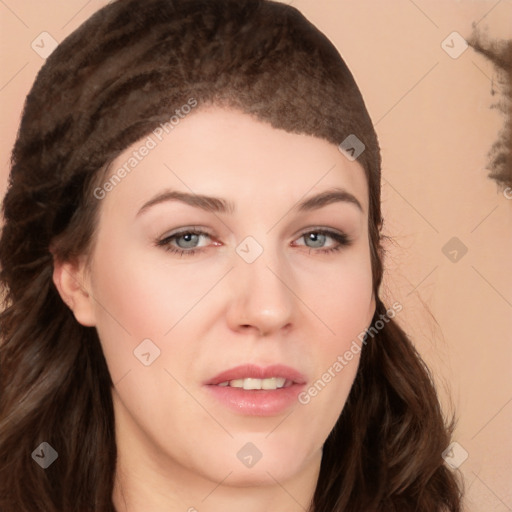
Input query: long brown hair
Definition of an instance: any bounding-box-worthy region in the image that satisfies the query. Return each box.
[0,1,462,510]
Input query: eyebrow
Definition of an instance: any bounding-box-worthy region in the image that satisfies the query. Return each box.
[136,187,363,217]
[296,188,363,213]
[137,190,235,217]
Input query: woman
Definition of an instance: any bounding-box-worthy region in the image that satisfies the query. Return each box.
[0,0,463,510]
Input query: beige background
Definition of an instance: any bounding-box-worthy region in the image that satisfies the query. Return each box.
[1,1,511,510]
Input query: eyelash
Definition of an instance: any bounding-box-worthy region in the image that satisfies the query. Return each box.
[156,227,352,257]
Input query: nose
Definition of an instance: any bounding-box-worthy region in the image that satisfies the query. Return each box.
[225,249,295,336]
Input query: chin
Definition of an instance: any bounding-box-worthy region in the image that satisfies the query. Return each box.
[211,439,319,487]
[220,459,306,488]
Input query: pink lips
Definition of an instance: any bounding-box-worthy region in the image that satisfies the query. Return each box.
[203,364,307,416]
[205,364,307,386]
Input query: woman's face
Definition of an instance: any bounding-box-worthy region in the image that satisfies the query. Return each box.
[74,107,375,490]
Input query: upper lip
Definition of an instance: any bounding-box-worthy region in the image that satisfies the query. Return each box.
[204,364,307,386]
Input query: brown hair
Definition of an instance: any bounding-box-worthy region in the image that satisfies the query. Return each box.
[0,1,462,510]
[468,29,512,190]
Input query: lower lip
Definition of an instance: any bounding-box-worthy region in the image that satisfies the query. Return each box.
[204,383,305,416]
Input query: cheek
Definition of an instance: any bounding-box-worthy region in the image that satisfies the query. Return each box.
[87,233,231,384]
[293,249,374,423]
[298,248,374,343]
[90,236,215,324]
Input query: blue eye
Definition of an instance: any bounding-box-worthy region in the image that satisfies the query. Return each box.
[156,227,351,257]
[157,229,212,256]
[174,232,202,249]
[296,229,351,254]
[303,232,328,248]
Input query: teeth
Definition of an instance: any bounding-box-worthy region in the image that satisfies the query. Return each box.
[217,377,288,390]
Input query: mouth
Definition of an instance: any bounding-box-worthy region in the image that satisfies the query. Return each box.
[216,377,292,390]
[203,364,307,416]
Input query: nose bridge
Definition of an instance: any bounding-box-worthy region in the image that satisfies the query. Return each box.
[227,239,295,335]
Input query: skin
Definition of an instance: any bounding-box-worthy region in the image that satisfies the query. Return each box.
[53,106,376,512]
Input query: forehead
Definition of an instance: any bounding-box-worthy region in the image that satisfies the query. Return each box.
[99,106,370,217]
